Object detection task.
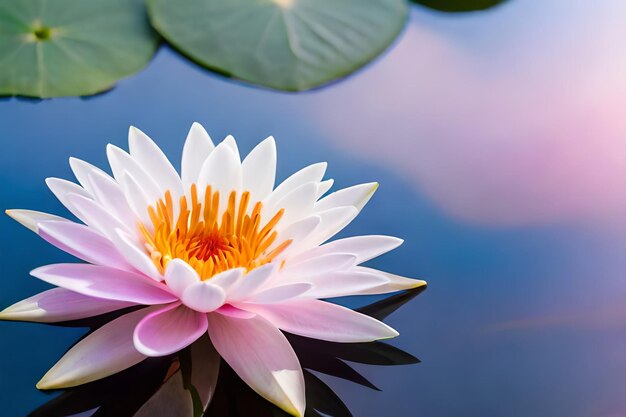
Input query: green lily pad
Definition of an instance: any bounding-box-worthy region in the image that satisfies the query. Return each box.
[147,0,408,91]
[412,0,508,12]
[0,0,159,98]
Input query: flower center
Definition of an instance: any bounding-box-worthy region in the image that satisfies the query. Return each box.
[139,185,291,280]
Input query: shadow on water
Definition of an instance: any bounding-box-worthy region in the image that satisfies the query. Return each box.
[28,287,426,417]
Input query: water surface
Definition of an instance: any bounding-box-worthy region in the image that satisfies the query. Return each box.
[1,2,626,416]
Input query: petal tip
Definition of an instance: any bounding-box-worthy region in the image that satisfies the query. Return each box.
[6,209,38,233]
[36,373,63,390]
[412,279,427,288]
[0,309,16,322]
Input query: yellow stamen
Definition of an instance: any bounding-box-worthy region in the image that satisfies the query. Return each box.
[140,185,291,280]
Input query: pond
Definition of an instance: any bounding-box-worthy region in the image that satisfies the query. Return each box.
[1,2,626,416]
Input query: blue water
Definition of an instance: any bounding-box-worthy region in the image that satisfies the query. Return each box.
[2,3,626,416]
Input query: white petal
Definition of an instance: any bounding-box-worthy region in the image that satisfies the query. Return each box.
[221,134,241,161]
[111,229,163,281]
[300,206,358,250]
[182,282,226,313]
[264,162,327,209]
[242,136,276,202]
[282,253,356,278]
[0,288,133,323]
[351,267,427,294]
[84,170,136,229]
[164,258,200,297]
[5,209,67,233]
[315,182,378,213]
[197,143,242,210]
[247,283,312,304]
[246,299,399,342]
[207,267,245,292]
[128,126,183,198]
[273,215,321,258]
[118,170,153,227]
[295,235,403,265]
[317,179,334,198]
[69,157,110,196]
[37,307,156,388]
[106,144,161,202]
[38,220,132,270]
[45,178,92,224]
[181,122,215,190]
[66,193,131,240]
[228,263,276,301]
[304,270,389,299]
[207,311,305,417]
[265,181,318,227]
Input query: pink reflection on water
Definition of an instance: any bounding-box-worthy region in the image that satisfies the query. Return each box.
[313,3,626,228]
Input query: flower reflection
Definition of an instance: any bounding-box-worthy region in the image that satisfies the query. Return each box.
[28,288,424,417]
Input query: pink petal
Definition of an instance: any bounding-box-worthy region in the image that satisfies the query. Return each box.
[37,307,157,389]
[207,310,305,417]
[30,264,176,305]
[38,220,132,271]
[134,303,207,356]
[0,288,133,323]
[215,304,256,319]
[245,299,399,343]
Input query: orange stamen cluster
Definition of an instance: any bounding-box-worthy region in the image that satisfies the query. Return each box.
[139,184,291,280]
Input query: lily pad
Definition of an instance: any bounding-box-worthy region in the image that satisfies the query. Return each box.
[0,0,159,98]
[412,0,508,12]
[147,0,408,91]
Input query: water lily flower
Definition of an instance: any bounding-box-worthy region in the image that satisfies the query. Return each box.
[1,123,425,417]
